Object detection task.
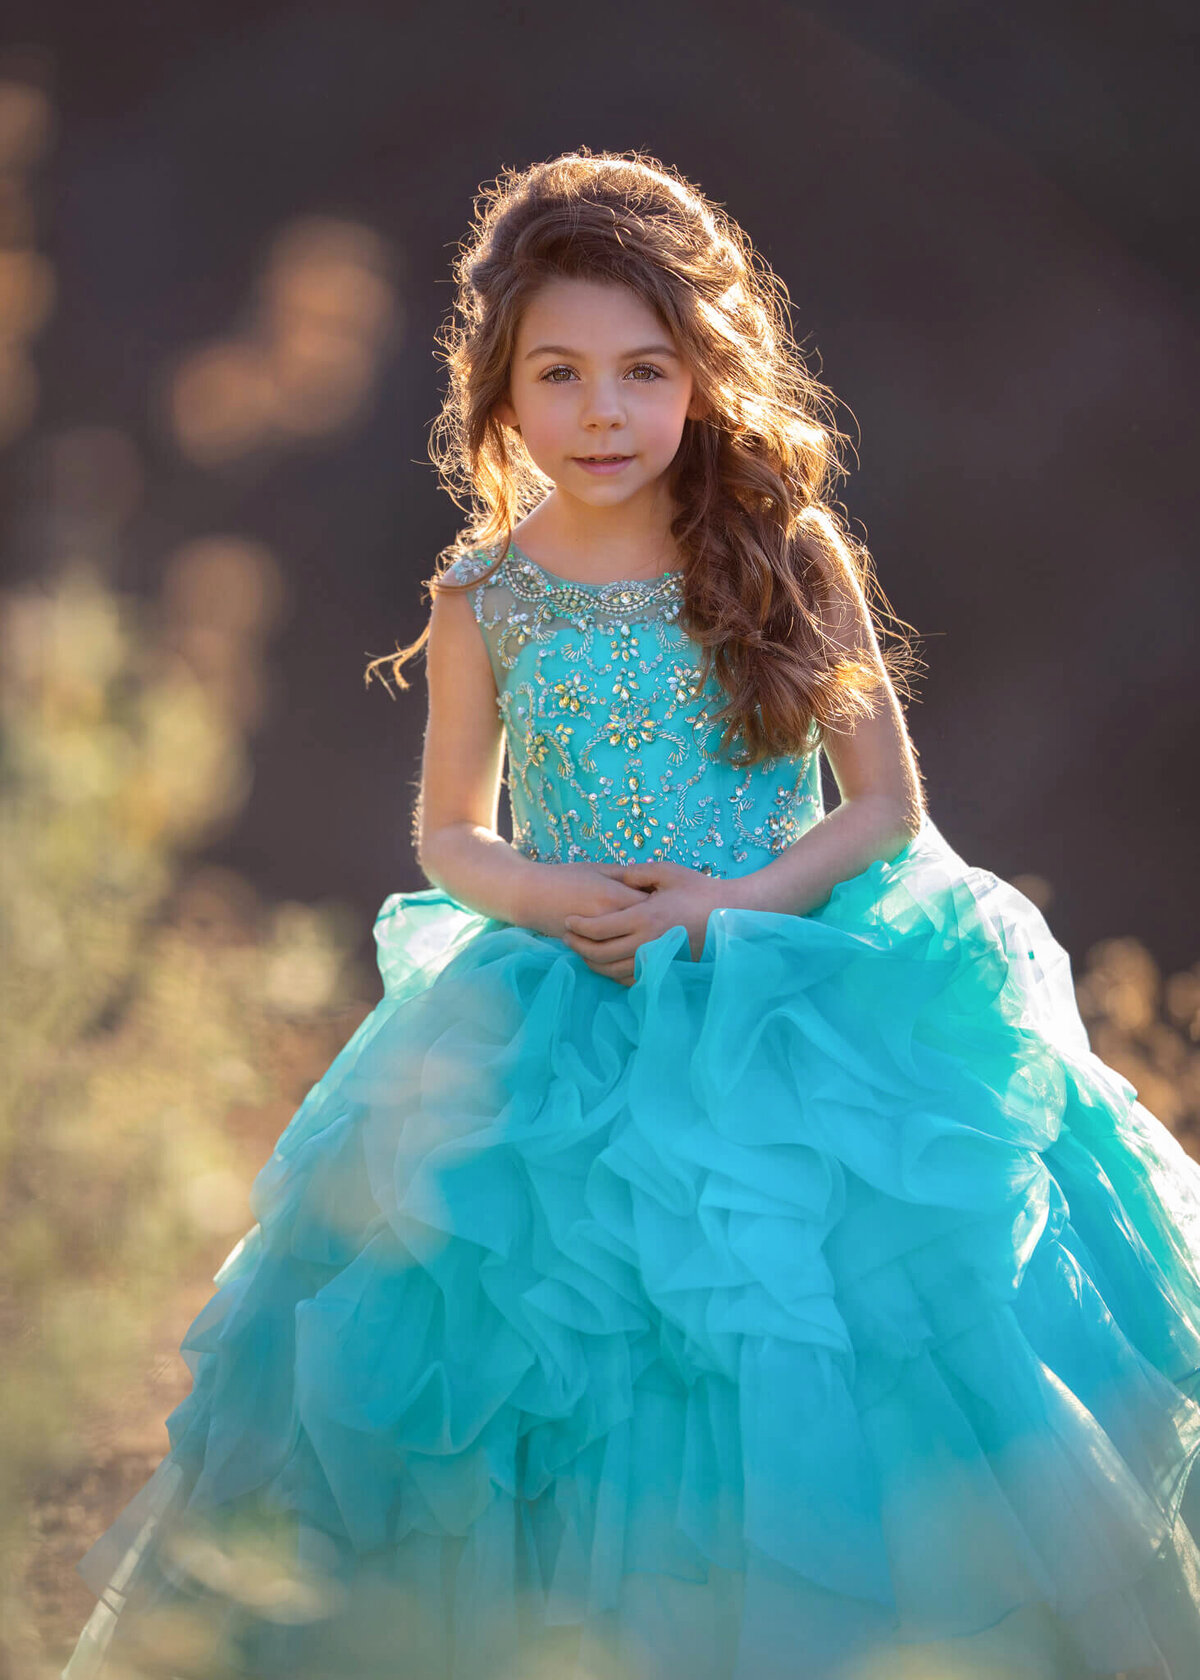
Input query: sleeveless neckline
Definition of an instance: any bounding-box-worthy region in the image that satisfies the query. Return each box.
[505,538,685,592]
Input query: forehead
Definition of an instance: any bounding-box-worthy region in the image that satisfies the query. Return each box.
[515,276,671,346]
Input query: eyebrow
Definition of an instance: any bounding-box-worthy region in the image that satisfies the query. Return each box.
[522,343,681,361]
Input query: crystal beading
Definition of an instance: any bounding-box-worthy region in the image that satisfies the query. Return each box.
[436,542,824,874]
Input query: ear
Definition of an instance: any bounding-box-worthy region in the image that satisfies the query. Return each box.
[494,396,520,430]
[686,390,709,423]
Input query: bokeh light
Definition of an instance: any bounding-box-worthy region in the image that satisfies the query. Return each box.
[166,216,399,465]
[0,72,54,450]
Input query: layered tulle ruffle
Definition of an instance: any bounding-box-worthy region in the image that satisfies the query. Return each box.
[66,815,1200,1679]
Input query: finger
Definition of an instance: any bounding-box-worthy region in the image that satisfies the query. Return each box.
[588,954,635,981]
[565,931,641,961]
[615,862,662,887]
[590,864,652,900]
[564,906,640,939]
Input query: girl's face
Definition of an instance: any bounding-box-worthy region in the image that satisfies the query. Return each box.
[495,276,706,509]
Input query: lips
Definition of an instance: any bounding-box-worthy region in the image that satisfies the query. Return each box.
[574,454,634,476]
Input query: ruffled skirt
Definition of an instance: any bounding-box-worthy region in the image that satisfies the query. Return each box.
[64,815,1200,1678]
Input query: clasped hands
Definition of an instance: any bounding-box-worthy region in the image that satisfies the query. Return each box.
[551,858,730,988]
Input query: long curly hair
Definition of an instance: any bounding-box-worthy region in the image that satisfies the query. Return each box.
[367,146,922,765]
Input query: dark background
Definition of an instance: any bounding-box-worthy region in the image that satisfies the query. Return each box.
[3,0,1197,973]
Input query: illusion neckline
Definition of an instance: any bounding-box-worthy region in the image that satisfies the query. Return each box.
[505,539,685,592]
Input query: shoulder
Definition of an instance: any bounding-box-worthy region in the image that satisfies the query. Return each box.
[436,546,504,589]
[796,507,876,657]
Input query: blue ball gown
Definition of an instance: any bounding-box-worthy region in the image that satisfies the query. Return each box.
[64,540,1200,1680]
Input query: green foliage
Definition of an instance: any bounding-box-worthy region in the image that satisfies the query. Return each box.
[0,560,369,1676]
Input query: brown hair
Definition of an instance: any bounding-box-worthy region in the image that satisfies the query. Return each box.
[366,146,922,765]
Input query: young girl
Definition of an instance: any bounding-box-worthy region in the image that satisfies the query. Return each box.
[64,149,1200,1680]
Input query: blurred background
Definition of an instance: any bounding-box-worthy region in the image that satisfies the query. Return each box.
[0,1,1197,1673]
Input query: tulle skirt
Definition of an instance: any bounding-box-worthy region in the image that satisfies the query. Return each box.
[64,815,1200,1678]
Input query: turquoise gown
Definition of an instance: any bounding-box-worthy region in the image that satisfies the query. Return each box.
[64,540,1200,1680]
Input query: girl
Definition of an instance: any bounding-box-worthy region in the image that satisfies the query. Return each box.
[65,148,1200,1680]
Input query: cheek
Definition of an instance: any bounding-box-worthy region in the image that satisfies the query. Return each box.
[643,395,693,446]
[521,395,572,441]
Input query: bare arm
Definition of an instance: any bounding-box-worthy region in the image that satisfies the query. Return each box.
[415,581,545,924]
[415,579,650,934]
[726,536,925,917]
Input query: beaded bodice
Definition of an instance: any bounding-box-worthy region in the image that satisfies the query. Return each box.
[441,541,825,879]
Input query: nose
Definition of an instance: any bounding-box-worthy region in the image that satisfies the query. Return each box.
[579,378,627,430]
